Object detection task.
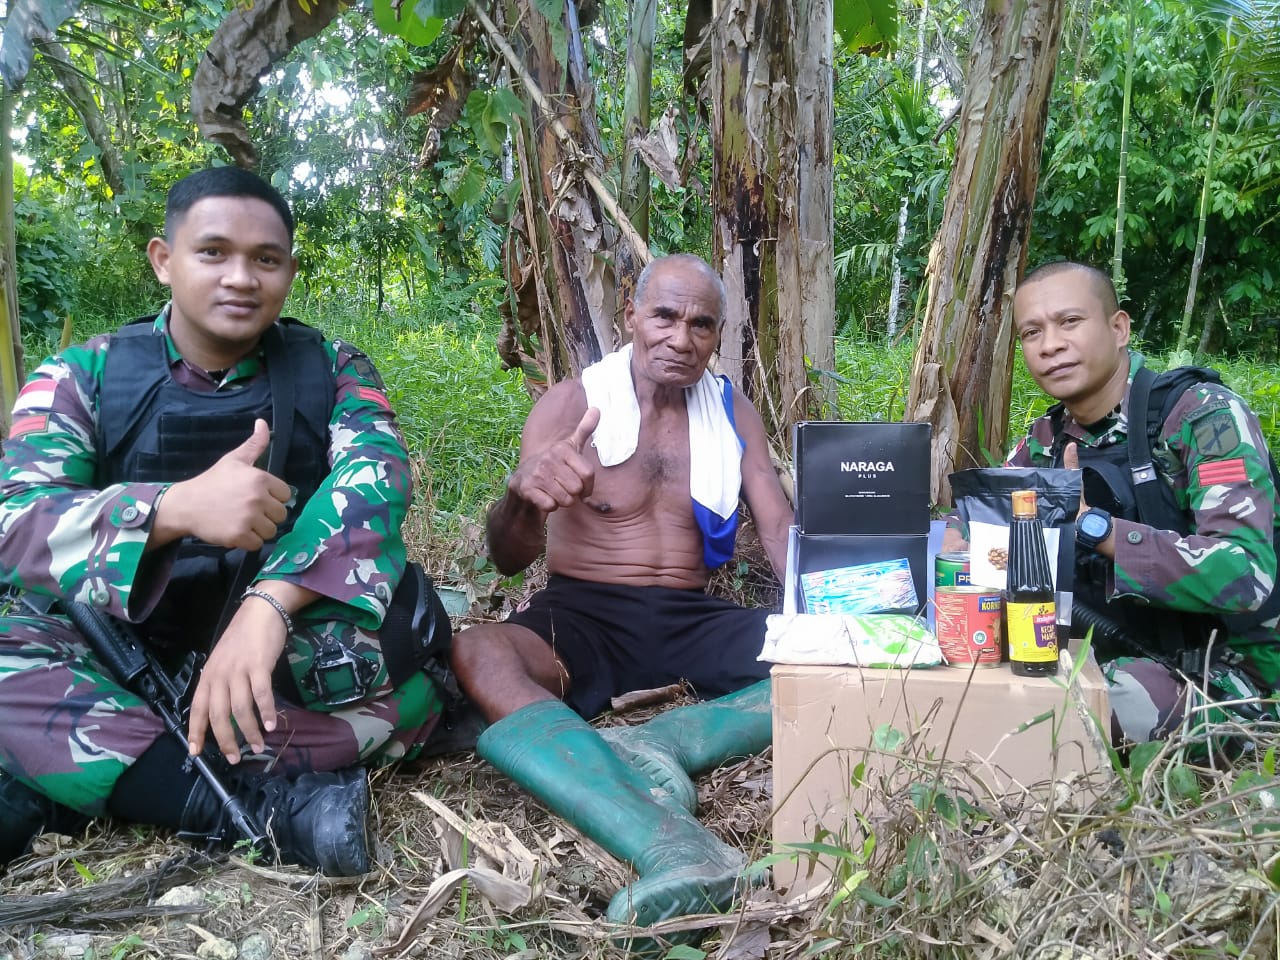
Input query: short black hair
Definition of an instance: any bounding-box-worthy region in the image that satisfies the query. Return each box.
[634,254,727,326]
[1020,260,1120,315]
[165,167,295,243]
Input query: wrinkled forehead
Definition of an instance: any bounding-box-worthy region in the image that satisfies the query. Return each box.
[638,262,725,321]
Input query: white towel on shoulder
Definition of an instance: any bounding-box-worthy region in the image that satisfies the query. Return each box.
[580,343,742,521]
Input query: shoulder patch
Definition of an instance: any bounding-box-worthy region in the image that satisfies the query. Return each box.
[1183,394,1231,421]
[1190,406,1240,458]
[356,385,392,411]
[334,339,385,390]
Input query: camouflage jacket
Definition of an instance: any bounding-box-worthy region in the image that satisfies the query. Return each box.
[0,309,412,633]
[1007,351,1280,682]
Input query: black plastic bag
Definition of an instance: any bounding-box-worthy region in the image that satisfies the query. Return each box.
[949,467,1080,593]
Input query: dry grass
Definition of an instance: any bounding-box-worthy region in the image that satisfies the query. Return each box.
[0,711,776,959]
[4,500,1280,958]
[8,718,1280,960]
[7,706,1280,959]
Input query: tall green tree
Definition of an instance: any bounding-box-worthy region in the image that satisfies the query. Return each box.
[1110,0,1136,292]
[1175,0,1280,357]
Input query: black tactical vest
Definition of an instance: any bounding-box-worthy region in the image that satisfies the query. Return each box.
[1049,366,1280,662]
[95,317,334,652]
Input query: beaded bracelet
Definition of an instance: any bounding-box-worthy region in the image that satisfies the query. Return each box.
[241,587,295,635]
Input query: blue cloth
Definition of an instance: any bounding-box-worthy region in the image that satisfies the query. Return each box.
[693,376,742,568]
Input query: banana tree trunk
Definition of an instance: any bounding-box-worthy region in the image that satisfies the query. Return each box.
[496,0,618,385]
[904,0,1067,507]
[709,0,835,443]
[616,0,657,308]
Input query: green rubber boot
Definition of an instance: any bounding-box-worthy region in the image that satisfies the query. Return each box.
[478,700,747,949]
[601,680,772,815]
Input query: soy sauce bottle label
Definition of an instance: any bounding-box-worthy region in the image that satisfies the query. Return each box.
[1006,601,1057,663]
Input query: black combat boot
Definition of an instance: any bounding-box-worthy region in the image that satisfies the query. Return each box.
[109,737,373,876]
[180,766,373,877]
[1,769,88,868]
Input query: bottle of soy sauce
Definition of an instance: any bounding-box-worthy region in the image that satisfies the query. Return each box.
[1005,489,1058,677]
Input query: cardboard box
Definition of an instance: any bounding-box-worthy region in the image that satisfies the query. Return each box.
[794,532,929,616]
[794,421,931,535]
[771,657,1111,895]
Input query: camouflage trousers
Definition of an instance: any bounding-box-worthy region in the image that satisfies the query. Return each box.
[0,610,444,816]
[1105,656,1277,755]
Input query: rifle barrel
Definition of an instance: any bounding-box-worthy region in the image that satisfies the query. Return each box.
[61,600,268,847]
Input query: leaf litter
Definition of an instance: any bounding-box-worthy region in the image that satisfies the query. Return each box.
[5,521,1280,958]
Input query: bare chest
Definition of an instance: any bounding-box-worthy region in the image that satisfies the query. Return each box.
[583,415,691,519]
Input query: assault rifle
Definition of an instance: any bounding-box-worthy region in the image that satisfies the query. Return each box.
[60,600,268,847]
[1073,599,1269,724]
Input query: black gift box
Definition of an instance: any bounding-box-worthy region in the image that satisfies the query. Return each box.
[793,421,931,535]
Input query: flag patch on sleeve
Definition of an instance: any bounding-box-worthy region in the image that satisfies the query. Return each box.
[15,379,55,408]
[1196,458,1247,487]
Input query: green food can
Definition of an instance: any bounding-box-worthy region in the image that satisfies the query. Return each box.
[935,551,971,588]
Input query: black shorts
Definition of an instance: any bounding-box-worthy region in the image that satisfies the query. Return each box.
[507,574,771,718]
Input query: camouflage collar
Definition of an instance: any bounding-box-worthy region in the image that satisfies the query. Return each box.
[154,302,267,387]
[1048,350,1145,449]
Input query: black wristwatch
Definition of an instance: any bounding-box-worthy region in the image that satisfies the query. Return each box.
[1077,507,1114,551]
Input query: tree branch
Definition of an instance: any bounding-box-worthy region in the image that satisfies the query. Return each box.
[38,40,125,197]
[466,0,650,268]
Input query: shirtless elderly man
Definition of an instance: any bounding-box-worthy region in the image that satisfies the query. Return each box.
[451,254,790,938]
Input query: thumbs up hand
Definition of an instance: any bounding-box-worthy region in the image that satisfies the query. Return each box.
[1062,442,1091,518]
[150,419,293,550]
[508,407,601,513]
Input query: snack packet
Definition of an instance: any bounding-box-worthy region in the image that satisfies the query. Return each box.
[760,613,942,667]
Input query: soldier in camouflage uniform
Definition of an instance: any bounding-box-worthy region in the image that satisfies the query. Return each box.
[0,168,445,873]
[1008,260,1279,747]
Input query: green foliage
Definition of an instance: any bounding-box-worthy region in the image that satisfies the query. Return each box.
[831,51,954,337]
[7,3,510,328]
[295,281,530,520]
[13,179,82,331]
[662,946,707,960]
[831,337,915,421]
[834,0,899,55]
[373,0,446,47]
[1032,0,1280,354]
[532,0,569,67]
[6,1,236,346]
[252,11,506,307]
[830,336,1280,461]
[464,88,528,157]
[344,900,388,936]
[108,934,147,960]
